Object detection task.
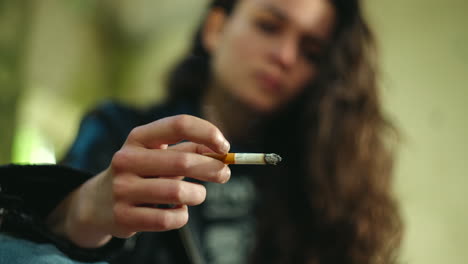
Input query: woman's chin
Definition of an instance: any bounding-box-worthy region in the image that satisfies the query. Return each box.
[245,98,280,115]
[231,91,281,115]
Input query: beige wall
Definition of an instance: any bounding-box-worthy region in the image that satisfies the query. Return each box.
[8,0,208,160]
[366,0,468,263]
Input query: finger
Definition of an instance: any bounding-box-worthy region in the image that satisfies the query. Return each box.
[159,176,185,181]
[114,204,189,233]
[112,148,231,183]
[116,178,206,206]
[169,142,216,154]
[126,115,230,154]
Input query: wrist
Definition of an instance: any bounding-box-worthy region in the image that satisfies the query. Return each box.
[47,172,113,248]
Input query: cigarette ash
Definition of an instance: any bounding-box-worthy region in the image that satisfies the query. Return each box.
[264,153,282,165]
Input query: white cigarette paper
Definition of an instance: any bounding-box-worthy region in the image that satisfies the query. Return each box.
[203,153,282,165]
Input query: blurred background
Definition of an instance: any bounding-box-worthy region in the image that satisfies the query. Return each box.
[0,0,466,263]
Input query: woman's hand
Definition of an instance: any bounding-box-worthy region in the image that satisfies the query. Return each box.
[47,115,231,248]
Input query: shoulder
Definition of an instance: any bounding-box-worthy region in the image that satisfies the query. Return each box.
[86,99,200,128]
[61,101,146,172]
[140,99,201,124]
[71,101,143,148]
[85,100,143,129]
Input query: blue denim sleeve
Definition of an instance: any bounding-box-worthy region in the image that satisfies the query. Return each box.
[0,234,107,264]
[0,164,126,262]
[61,101,142,174]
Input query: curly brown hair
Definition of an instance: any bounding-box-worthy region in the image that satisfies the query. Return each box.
[166,0,403,263]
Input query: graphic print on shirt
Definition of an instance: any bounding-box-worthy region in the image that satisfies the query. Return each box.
[202,175,256,264]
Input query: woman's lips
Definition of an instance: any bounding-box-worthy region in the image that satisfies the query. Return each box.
[255,72,283,95]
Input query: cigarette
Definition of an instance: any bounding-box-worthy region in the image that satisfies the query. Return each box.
[203,153,282,165]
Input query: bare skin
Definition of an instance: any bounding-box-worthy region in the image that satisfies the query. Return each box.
[201,0,335,138]
[47,115,231,247]
[46,0,336,249]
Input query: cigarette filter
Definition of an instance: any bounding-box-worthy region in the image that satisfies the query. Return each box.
[204,153,282,165]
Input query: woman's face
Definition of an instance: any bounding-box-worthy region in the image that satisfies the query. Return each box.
[205,0,336,113]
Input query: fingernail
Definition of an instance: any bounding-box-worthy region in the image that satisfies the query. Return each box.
[216,134,230,153]
[222,166,231,184]
[222,140,230,153]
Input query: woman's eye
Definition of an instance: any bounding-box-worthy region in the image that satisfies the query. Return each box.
[256,19,280,34]
[302,50,322,65]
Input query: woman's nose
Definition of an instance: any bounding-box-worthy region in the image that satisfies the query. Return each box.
[270,36,299,71]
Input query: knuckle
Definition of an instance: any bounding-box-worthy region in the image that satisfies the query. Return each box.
[127,126,143,142]
[171,114,192,134]
[138,216,157,231]
[111,150,132,172]
[167,182,186,203]
[158,209,188,230]
[173,153,191,171]
[113,204,132,230]
[112,176,132,200]
[156,212,173,230]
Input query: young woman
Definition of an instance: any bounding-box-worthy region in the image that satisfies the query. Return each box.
[2,0,402,263]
